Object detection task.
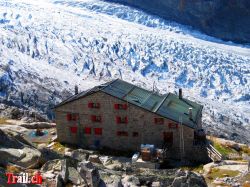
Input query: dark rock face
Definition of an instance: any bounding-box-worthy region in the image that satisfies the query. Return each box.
[105,0,250,43]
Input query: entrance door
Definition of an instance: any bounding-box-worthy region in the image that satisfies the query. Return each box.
[163,132,173,146]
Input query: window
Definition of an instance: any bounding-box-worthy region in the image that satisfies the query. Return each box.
[168,123,178,129]
[71,113,79,121]
[154,118,164,125]
[70,126,77,134]
[94,128,102,135]
[91,115,102,122]
[163,132,173,146]
[133,132,139,137]
[66,113,72,121]
[66,113,79,121]
[117,131,128,136]
[114,104,127,110]
[116,116,128,124]
[84,127,91,134]
[88,102,100,109]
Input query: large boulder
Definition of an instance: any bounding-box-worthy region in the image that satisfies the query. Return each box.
[41,159,62,173]
[171,169,207,187]
[121,175,140,187]
[59,159,69,184]
[88,155,102,164]
[78,161,101,187]
[0,129,41,169]
[70,149,89,162]
[68,166,84,185]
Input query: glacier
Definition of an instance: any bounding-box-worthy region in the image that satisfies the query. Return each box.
[0,0,249,143]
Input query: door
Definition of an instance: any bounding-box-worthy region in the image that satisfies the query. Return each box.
[163,132,173,146]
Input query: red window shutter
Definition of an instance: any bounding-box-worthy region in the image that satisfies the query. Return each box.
[114,104,119,109]
[88,102,93,108]
[91,115,96,121]
[154,118,164,125]
[91,115,102,122]
[70,126,77,133]
[116,116,121,124]
[169,123,178,129]
[123,104,128,110]
[125,117,128,124]
[67,114,72,121]
[94,128,102,135]
[117,131,128,136]
[84,127,91,134]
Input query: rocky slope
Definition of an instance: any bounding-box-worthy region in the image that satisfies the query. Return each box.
[0,119,208,187]
[104,0,250,43]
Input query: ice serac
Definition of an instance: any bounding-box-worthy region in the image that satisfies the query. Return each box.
[104,0,250,44]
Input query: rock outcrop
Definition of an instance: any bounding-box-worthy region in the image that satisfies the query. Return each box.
[0,129,41,169]
[171,169,207,187]
[105,0,250,43]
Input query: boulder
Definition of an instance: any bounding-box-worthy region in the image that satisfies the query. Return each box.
[171,170,207,187]
[152,181,161,187]
[88,155,102,164]
[78,161,100,187]
[68,166,84,185]
[231,143,241,152]
[0,129,41,169]
[105,163,123,171]
[39,147,63,164]
[100,173,122,187]
[100,156,113,166]
[55,174,64,187]
[71,149,89,162]
[121,175,140,187]
[41,159,62,173]
[42,170,56,179]
[59,159,69,184]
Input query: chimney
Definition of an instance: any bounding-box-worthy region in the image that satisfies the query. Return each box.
[179,88,182,99]
[75,85,78,95]
[189,107,193,120]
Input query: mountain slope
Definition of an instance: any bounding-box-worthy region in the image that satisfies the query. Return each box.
[103,0,250,44]
[0,0,249,142]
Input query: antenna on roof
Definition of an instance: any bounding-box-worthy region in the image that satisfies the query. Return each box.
[75,85,78,95]
[189,107,193,120]
[179,88,182,99]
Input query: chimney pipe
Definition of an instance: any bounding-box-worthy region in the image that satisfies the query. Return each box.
[179,88,182,99]
[189,107,193,120]
[75,85,78,95]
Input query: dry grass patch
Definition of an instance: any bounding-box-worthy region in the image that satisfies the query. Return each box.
[0,118,10,125]
[6,165,22,173]
[181,164,204,173]
[241,145,250,156]
[51,142,66,154]
[207,168,240,181]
